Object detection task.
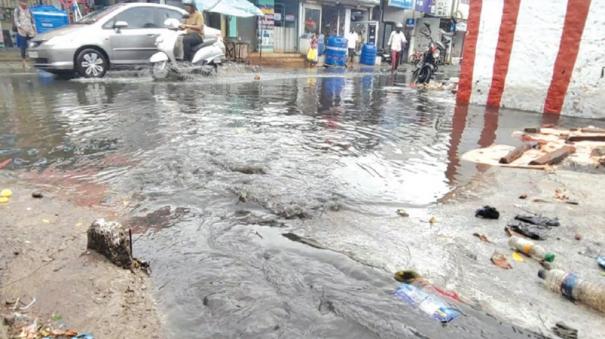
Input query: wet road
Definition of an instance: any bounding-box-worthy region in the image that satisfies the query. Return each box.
[0,69,600,338]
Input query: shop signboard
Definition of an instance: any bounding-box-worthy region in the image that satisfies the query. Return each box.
[405,18,415,27]
[433,0,452,17]
[258,0,274,52]
[387,0,413,9]
[415,0,432,14]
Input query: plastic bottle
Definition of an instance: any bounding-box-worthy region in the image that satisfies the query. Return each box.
[508,236,555,262]
[538,269,605,313]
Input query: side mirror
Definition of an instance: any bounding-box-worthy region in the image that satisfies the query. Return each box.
[114,21,128,32]
[164,18,180,29]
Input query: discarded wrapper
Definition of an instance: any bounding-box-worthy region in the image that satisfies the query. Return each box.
[394,283,462,323]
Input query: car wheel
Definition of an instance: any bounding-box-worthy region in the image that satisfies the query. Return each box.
[75,48,108,78]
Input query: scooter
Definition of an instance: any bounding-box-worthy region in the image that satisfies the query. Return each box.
[411,23,445,84]
[150,18,225,80]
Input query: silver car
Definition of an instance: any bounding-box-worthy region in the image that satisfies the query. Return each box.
[28,3,187,78]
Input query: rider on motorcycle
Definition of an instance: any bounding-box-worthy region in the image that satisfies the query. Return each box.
[180,0,205,62]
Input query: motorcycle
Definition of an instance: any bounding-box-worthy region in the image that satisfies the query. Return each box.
[411,23,445,84]
[150,18,225,80]
[378,48,391,64]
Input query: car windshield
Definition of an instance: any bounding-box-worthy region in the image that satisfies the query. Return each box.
[75,4,124,24]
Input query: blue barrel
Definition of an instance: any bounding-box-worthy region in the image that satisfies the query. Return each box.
[31,6,69,34]
[360,43,377,66]
[325,36,347,67]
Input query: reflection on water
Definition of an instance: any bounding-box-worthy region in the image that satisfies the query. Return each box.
[1,70,601,338]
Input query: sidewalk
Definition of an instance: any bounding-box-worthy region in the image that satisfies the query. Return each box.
[248,52,306,67]
[0,48,21,61]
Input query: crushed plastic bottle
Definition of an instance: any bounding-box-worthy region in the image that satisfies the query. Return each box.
[394,283,462,323]
[508,236,555,262]
[538,269,605,313]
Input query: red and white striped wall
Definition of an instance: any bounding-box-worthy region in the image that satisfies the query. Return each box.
[457,0,604,119]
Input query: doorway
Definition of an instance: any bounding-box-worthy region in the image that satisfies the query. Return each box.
[274,0,298,52]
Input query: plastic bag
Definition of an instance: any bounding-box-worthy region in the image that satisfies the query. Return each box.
[307,48,318,62]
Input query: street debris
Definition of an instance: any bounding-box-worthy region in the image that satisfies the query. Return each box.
[472,233,491,243]
[394,283,462,323]
[393,270,462,303]
[509,236,555,262]
[475,205,500,219]
[396,209,409,217]
[507,221,547,240]
[597,256,605,270]
[461,126,605,170]
[515,214,560,227]
[394,270,421,284]
[0,158,11,170]
[511,251,524,263]
[0,188,12,204]
[429,216,437,224]
[552,322,578,339]
[87,219,133,269]
[490,251,512,269]
[31,192,43,199]
[538,269,605,313]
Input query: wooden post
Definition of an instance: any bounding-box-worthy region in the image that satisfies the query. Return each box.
[529,145,575,166]
[499,143,532,164]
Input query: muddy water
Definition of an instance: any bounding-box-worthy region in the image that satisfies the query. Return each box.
[1,69,600,338]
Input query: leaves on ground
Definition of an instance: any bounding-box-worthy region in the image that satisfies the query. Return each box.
[473,233,491,243]
[491,251,512,269]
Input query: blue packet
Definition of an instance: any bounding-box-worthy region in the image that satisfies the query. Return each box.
[394,283,461,323]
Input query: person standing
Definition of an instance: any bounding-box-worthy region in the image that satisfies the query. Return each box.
[306,33,318,66]
[346,29,359,65]
[387,23,407,72]
[180,0,204,62]
[13,0,36,69]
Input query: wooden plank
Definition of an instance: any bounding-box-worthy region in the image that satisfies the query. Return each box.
[499,143,532,164]
[567,135,605,142]
[580,127,605,134]
[529,145,575,165]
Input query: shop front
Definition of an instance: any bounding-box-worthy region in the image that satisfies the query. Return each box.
[298,0,378,55]
[273,0,298,52]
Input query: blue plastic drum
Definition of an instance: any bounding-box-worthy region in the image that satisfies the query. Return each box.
[325,36,347,67]
[360,43,377,66]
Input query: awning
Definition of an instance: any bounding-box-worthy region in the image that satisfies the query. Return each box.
[318,0,380,7]
[194,0,264,17]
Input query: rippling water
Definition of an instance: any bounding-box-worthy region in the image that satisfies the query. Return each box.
[1,69,600,338]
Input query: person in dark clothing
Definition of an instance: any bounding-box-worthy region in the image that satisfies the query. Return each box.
[180,1,204,62]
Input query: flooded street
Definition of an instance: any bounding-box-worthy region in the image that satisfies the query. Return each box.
[1,69,604,338]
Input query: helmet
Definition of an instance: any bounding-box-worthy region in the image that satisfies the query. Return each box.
[396,23,403,28]
[183,0,196,8]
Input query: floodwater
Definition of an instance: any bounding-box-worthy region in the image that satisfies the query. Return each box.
[0,68,602,338]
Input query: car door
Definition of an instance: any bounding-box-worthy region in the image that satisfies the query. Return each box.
[104,7,166,65]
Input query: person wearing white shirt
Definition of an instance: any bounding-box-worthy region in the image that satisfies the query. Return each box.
[346,29,359,64]
[387,23,407,71]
